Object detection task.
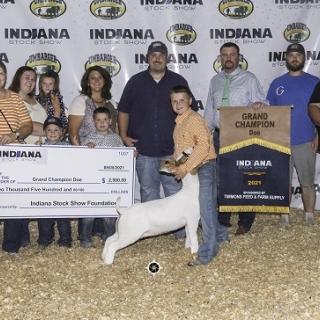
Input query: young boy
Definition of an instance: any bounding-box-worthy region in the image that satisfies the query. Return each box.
[170,85,229,267]
[42,116,68,145]
[80,107,124,248]
[37,117,72,248]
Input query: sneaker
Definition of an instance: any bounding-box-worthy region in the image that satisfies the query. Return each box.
[80,241,94,248]
[187,259,204,267]
[58,243,72,248]
[38,239,54,249]
[305,213,316,226]
[21,241,31,248]
[8,252,19,258]
[280,214,290,227]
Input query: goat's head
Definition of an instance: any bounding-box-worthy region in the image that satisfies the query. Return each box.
[159,146,194,173]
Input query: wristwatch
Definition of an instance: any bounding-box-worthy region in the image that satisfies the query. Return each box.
[13,131,20,140]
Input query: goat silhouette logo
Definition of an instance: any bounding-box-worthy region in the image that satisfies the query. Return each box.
[85,54,121,77]
[90,0,126,20]
[30,0,66,19]
[213,54,248,73]
[283,22,310,44]
[166,24,197,46]
[26,53,61,75]
[218,0,253,19]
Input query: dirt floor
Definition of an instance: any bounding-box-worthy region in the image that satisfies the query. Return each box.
[0,209,319,320]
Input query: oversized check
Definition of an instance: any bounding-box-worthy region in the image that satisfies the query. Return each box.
[0,145,135,218]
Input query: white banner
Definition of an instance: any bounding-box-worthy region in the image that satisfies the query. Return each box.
[1,1,319,110]
[0,145,135,218]
[1,1,320,209]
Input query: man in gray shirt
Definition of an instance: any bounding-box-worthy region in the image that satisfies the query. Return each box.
[204,42,268,235]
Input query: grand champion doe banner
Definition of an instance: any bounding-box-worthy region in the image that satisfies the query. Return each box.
[219,106,291,213]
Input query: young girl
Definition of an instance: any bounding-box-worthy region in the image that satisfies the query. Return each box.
[37,70,68,130]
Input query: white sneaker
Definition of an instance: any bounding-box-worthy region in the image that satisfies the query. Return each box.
[305,212,316,226]
[8,252,19,258]
[280,214,290,227]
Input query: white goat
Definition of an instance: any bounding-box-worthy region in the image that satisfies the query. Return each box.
[102,147,200,264]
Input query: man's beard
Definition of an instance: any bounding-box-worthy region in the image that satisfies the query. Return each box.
[286,60,305,72]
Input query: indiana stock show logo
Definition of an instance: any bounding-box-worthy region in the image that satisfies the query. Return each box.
[85,54,121,77]
[213,54,248,73]
[218,0,253,19]
[166,23,196,46]
[90,0,126,20]
[25,52,61,75]
[30,0,66,19]
[283,22,310,43]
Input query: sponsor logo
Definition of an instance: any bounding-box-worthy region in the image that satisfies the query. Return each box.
[90,0,126,20]
[166,23,196,46]
[275,0,320,9]
[135,52,198,70]
[141,0,203,11]
[85,54,121,77]
[213,54,248,73]
[236,160,272,169]
[210,28,272,45]
[0,148,47,163]
[218,0,254,19]
[0,0,15,9]
[5,28,70,45]
[283,22,310,43]
[30,0,66,19]
[268,50,320,67]
[90,28,154,45]
[26,52,61,74]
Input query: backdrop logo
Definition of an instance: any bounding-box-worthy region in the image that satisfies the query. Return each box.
[213,54,248,73]
[218,0,253,19]
[166,23,196,46]
[90,28,154,45]
[141,0,203,11]
[269,50,320,67]
[5,28,70,45]
[0,0,15,9]
[85,54,121,77]
[26,52,61,75]
[283,23,310,43]
[90,0,126,20]
[0,53,9,63]
[30,0,66,19]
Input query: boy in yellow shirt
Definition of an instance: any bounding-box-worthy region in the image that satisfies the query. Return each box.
[170,85,229,266]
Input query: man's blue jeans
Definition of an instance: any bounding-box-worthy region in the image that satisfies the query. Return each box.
[38,218,72,247]
[136,154,182,202]
[197,160,229,264]
[81,217,117,245]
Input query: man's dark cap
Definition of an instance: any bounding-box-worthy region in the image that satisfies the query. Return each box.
[147,41,168,55]
[286,43,305,56]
